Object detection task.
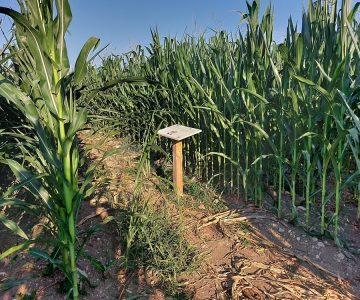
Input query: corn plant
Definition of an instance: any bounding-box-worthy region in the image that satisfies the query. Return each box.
[0,0,104,298]
[82,0,360,245]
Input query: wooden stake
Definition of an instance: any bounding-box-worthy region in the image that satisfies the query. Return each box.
[158,124,201,196]
[172,140,183,196]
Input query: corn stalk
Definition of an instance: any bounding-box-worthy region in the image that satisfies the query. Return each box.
[81,0,360,244]
[0,1,103,297]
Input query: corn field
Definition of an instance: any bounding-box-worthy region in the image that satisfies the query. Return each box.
[82,0,360,245]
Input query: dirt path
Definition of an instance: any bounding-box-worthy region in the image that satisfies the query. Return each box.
[182,208,359,299]
[1,132,359,299]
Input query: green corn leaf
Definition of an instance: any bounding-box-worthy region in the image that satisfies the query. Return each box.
[88,43,109,63]
[86,76,155,102]
[297,132,318,140]
[347,2,360,23]
[251,154,274,166]
[0,74,39,124]
[81,251,106,273]
[55,0,72,77]
[0,173,45,199]
[292,74,331,100]
[205,152,239,166]
[0,213,28,240]
[0,7,59,115]
[240,88,269,104]
[295,34,303,69]
[315,60,332,82]
[0,240,34,260]
[338,90,360,132]
[74,37,100,85]
[66,108,87,139]
[29,248,61,266]
[6,160,50,204]
[289,89,299,114]
[0,199,35,210]
[0,50,20,65]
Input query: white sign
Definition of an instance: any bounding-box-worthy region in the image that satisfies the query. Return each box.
[158,124,202,141]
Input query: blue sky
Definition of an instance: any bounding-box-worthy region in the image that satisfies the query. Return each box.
[0,1,306,66]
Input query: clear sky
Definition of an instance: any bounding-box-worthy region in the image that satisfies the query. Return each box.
[0,1,306,66]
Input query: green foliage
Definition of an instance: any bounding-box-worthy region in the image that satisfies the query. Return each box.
[83,0,360,245]
[184,177,227,212]
[0,1,101,298]
[117,197,195,296]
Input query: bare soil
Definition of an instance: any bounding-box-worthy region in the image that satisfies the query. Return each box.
[1,131,359,299]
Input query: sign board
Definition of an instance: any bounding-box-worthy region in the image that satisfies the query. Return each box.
[158,124,202,141]
[158,124,202,196]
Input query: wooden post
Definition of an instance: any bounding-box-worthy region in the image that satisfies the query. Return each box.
[172,140,183,196]
[158,124,201,196]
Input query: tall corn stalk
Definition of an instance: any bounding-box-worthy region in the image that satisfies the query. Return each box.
[0,1,102,297]
[82,0,360,244]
